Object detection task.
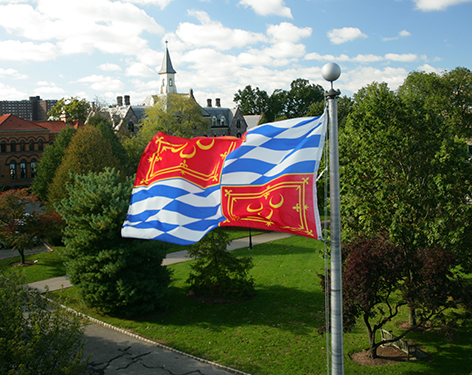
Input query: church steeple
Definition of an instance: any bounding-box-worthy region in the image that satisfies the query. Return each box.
[159,42,177,94]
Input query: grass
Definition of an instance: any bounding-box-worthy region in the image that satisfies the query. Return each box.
[0,248,67,283]
[51,236,472,375]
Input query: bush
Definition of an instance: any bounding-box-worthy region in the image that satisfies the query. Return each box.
[0,271,86,374]
[56,168,172,317]
[186,228,255,300]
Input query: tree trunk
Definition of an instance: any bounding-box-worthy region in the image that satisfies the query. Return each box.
[364,315,378,358]
[19,249,25,264]
[409,307,417,326]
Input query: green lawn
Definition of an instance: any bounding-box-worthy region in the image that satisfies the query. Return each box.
[0,248,67,283]
[52,236,472,375]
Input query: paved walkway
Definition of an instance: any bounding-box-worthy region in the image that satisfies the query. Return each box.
[25,231,292,375]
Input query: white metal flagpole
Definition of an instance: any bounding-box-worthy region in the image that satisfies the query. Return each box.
[322,62,344,375]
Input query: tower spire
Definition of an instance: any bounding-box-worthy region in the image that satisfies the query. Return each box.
[159,42,177,94]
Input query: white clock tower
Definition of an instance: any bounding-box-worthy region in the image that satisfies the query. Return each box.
[159,42,177,95]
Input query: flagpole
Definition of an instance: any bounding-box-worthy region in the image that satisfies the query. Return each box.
[322,62,344,375]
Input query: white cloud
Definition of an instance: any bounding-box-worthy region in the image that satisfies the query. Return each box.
[327,27,367,45]
[267,22,312,43]
[342,66,409,93]
[305,52,418,63]
[175,10,266,50]
[74,75,125,91]
[0,40,57,61]
[0,68,28,79]
[238,0,293,18]
[413,0,472,11]
[125,62,157,77]
[417,64,444,74]
[383,29,411,41]
[34,81,65,95]
[0,0,163,59]
[98,63,122,72]
[123,0,173,9]
[0,82,27,100]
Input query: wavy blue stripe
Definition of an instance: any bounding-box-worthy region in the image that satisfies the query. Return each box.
[123,220,179,233]
[131,181,220,204]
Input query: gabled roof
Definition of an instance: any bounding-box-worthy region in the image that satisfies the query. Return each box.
[0,114,48,131]
[159,47,176,74]
[244,114,262,130]
[34,119,84,133]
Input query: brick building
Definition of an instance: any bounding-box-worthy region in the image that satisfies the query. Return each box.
[0,96,58,121]
[0,114,83,189]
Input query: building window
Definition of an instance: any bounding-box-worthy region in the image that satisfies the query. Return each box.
[29,139,34,151]
[128,121,134,132]
[20,140,25,152]
[10,140,16,153]
[38,139,43,151]
[31,159,37,178]
[10,161,16,180]
[212,116,217,126]
[236,119,241,129]
[0,141,6,153]
[237,132,241,138]
[220,116,226,127]
[169,78,173,87]
[20,160,27,179]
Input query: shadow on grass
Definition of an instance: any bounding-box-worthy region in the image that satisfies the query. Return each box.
[142,283,326,337]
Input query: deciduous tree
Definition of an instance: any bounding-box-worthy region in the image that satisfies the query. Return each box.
[48,96,91,123]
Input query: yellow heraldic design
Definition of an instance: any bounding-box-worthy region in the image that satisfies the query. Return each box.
[140,134,240,188]
[222,176,314,236]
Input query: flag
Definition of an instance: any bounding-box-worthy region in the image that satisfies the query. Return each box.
[122,113,327,245]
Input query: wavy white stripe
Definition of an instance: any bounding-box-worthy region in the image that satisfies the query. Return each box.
[221,171,265,185]
[121,226,165,239]
[127,195,174,216]
[175,189,221,206]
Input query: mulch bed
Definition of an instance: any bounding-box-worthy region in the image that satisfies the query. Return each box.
[9,259,37,267]
[350,345,413,366]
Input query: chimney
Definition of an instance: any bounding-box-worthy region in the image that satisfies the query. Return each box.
[215,98,221,107]
[117,96,123,106]
[124,95,130,106]
[207,98,212,107]
[60,111,69,123]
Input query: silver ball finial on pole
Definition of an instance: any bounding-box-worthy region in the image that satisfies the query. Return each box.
[322,62,344,375]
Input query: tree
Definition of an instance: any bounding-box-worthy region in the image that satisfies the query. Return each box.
[397,67,472,138]
[285,78,324,119]
[56,168,171,317]
[139,94,209,143]
[0,271,87,374]
[340,81,472,323]
[0,189,43,264]
[330,235,472,359]
[47,125,123,206]
[233,85,270,116]
[32,125,77,202]
[186,228,255,300]
[48,96,91,123]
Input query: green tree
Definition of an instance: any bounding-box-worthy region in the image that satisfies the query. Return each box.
[340,81,472,323]
[0,189,43,264]
[0,271,87,374]
[233,85,270,115]
[56,168,171,317]
[186,228,255,300]
[48,96,91,123]
[398,67,472,139]
[47,125,123,206]
[285,78,324,119]
[32,125,77,202]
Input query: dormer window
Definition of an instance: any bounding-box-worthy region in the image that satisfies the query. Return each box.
[220,116,226,127]
[212,116,217,126]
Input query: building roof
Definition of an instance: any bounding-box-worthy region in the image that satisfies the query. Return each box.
[159,47,176,74]
[243,114,262,130]
[34,119,83,133]
[0,114,48,131]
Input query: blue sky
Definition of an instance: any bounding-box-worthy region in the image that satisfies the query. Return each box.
[0,0,470,109]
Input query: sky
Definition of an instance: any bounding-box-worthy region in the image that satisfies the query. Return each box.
[0,0,471,109]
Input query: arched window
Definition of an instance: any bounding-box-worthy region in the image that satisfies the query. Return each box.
[169,78,173,87]
[10,140,16,153]
[237,132,241,138]
[212,116,217,126]
[29,139,34,151]
[20,140,25,152]
[236,119,241,129]
[128,121,134,132]
[220,116,226,127]
[31,159,37,178]
[0,141,6,153]
[20,160,27,179]
[9,161,16,180]
[38,139,43,151]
